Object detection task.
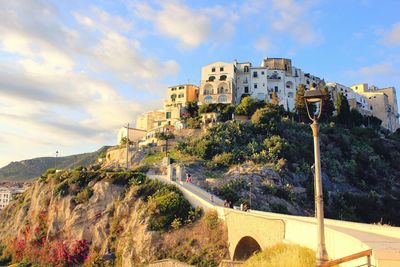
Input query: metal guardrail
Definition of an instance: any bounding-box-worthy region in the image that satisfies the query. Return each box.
[320,249,372,267]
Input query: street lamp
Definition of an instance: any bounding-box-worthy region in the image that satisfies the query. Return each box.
[304,84,329,265]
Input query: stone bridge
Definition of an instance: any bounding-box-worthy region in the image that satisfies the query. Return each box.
[149,173,400,267]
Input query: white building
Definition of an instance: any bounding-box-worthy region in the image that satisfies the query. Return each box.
[198,58,323,111]
[326,82,371,116]
[0,187,26,209]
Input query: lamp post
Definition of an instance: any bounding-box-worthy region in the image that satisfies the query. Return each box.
[304,84,329,265]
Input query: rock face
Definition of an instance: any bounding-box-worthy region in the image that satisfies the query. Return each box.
[0,170,229,266]
[0,174,157,265]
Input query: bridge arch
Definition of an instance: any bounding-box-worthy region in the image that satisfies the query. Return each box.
[233,236,262,261]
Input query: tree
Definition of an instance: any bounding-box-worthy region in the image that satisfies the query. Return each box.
[251,103,285,132]
[182,101,199,118]
[320,88,335,122]
[295,84,308,122]
[155,131,175,156]
[235,96,258,118]
[271,92,279,105]
[350,109,364,127]
[335,93,351,125]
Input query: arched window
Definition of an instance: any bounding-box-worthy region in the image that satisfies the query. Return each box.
[219,75,227,81]
[217,82,229,94]
[286,81,293,89]
[208,76,215,82]
[203,84,213,95]
[218,95,227,103]
[204,96,213,104]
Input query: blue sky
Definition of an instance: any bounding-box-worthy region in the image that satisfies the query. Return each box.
[0,0,399,167]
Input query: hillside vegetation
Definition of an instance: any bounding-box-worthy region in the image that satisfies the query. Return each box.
[0,146,109,181]
[177,101,400,225]
[0,169,228,266]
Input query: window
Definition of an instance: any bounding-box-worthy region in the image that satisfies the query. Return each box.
[208,76,215,82]
[243,77,248,84]
[166,112,171,119]
[269,94,273,99]
[244,86,249,93]
[203,85,213,95]
[171,87,176,91]
[370,106,373,110]
[204,96,213,104]
[219,75,227,81]
[211,67,215,72]
[261,71,265,75]
[254,83,258,89]
[244,66,249,72]
[218,95,227,103]
[253,71,258,78]
[220,67,224,71]
[179,86,184,89]
[171,94,177,101]
[274,86,278,92]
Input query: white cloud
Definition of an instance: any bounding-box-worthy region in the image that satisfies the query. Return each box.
[270,0,320,44]
[254,37,272,55]
[131,1,238,48]
[380,22,400,46]
[346,61,399,86]
[0,1,176,167]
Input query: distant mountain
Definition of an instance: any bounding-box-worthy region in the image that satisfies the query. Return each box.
[0,146,110,181]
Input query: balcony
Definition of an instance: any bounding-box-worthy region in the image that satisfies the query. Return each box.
[267,74,281,80]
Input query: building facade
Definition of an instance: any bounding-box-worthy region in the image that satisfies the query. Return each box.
[351,83,399,132]
[164,84,199,126]
[0,187,26,209]
[198,58,323,111]
[135,110,165,132]
[199,61,236,105]
[326,82,371,116]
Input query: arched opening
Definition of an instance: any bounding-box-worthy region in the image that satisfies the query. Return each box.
[286,81,293,89]
[208,76,216,82]
[203,84,213,95]
[217,82,229,94]
[233,236,261,261]
[204,95,213,104]
[218,95,227,103]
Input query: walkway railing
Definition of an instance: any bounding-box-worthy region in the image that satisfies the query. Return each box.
[320,249,372,267]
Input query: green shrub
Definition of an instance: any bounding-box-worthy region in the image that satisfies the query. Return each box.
[147,186,191,231]
[74,188,94,204]
[204,210,219,230]
[212,152,233,168]
[54,181,69,197]
[270,203,290,214]
[171,218,182,230]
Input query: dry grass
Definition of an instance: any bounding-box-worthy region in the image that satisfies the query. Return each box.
[243,242,316,267]
[156,210,229,267]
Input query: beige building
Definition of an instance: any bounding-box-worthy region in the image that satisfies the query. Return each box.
[326,82,371,116]
[199,61,236,104]
[164,84,199,126]
[351,83,399,132]
[135,110,165,131]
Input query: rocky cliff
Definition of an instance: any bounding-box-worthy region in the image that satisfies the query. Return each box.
[0,170,228,266]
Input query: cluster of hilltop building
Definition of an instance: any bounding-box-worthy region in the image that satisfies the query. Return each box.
[121,58,399,145]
